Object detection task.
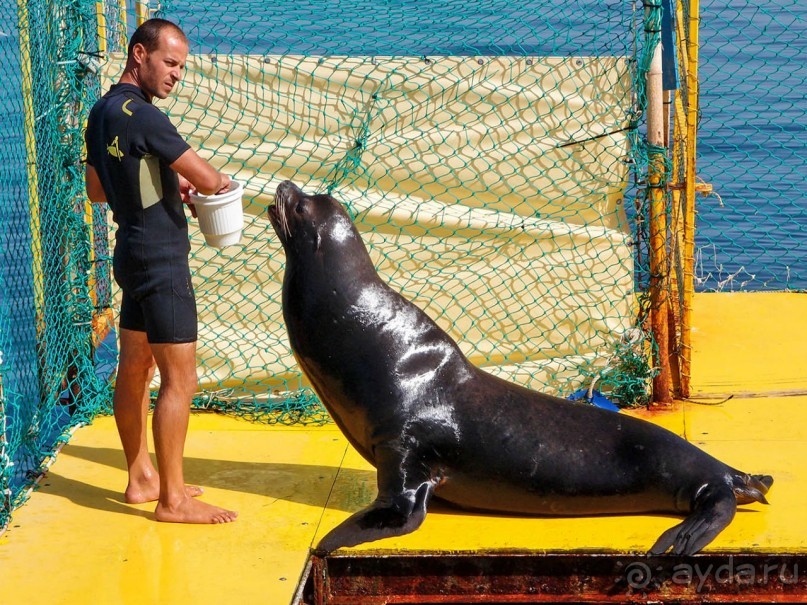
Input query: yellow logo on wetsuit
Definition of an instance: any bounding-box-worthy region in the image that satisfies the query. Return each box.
[107,135,124,160]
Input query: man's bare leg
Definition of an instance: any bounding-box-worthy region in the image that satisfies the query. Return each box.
[150,340,237,524]
[114,328,203,504]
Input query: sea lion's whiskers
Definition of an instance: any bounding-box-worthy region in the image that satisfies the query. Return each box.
[274,190,292,239]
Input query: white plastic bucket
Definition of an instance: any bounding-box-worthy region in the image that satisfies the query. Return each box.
[190,179,244,247]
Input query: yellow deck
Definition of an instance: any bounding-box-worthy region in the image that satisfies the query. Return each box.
[1,292,806,604]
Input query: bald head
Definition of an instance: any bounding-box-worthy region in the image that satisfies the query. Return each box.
[127,18,188,57]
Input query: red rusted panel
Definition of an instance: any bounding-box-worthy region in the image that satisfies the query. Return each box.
[301,553,807,604]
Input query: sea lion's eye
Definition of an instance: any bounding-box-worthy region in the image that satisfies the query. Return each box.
[295,202,305,214]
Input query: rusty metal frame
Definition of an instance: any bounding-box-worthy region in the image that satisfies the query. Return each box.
[300,552,807,604]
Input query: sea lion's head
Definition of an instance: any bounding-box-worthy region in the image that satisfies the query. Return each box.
[269,181,361,258]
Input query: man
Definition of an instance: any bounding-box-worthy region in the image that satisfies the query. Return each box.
[85,18,237,524]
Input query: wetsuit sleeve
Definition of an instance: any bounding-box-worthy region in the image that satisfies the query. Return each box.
[134,105,191,164]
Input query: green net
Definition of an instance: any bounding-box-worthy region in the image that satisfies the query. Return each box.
[1,0,708,530]
[1,0,113,530]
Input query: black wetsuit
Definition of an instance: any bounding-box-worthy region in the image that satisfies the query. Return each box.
[85,83,196,343]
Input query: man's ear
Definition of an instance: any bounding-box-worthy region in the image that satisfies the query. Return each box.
[130,42,148,66]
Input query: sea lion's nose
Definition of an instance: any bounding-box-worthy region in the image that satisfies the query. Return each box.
[276,180,300,197]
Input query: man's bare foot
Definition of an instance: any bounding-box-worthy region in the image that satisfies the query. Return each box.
[124,477,204,504]
[154,495,238,524]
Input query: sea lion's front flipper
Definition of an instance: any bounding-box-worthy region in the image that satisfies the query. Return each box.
[648,481,737,556]
[315,445,436,555]
[315,480,433,554]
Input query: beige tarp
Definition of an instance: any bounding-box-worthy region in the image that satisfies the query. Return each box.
[102,55,636,397]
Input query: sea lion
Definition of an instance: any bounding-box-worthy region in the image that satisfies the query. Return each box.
[267,181,772,556]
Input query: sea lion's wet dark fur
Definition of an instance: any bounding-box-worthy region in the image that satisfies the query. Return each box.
[268,181,772,555]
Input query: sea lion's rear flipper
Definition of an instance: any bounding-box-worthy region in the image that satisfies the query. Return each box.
[734,473,773,505]
[648,481,737,556]
[314,480,434,555]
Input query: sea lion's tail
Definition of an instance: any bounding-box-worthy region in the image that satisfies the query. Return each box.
[732,472,773,505]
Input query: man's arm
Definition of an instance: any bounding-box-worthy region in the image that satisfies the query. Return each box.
[85,164,107,203]
[170,148,230,196]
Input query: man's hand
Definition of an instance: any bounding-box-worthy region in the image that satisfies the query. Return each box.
[178,174,192,204]
[178,174,197,217]
[215,173,232,195]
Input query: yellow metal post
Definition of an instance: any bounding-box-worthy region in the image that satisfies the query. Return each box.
[16,0,44,337]
[667,94,684,397]
[117,0,128,49]
[136,0,150,26]
[647,43,674,406]
[667,0,691,398]
[678,0,699,398]
[89,1,115,350]
[95,2,107,55]
[87,2,105,295]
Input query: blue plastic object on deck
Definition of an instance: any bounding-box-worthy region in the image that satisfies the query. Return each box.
[567,388,620,412]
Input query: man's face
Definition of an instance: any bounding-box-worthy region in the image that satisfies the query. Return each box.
[136,31,189,100]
